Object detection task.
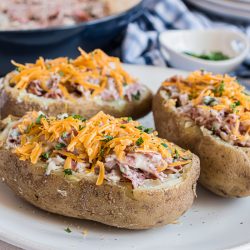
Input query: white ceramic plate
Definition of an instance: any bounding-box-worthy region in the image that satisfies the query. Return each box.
[186,0,250,22]
[0,64,250,250]
[205,0,250,12]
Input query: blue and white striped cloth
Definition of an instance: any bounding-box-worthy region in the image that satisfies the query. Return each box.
[121,0,250,77]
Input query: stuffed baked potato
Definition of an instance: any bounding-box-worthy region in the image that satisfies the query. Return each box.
[0,48,152,119]
[0,111,199,229]
[153,71,250,198]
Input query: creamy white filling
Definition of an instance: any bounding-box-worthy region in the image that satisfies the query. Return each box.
[45,156,65,175]
[5,127,20,149]
[57,113,69,120]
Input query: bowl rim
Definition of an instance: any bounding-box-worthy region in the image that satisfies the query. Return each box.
[159,28,250,66]
[0,0,144,34]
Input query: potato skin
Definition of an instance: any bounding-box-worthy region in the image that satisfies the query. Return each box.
[0,148,199,229]
[153,87,250,198]
[0,76,152,119]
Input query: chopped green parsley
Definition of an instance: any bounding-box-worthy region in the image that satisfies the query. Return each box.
[213,82,225,96]
[101,135,114,142]
[230,100,241,112]
[132,91,141,101]
[64,227,72,233]
[161,143,168,148]
[26,123,34,133]
[41,152,50,160]
[55,143,66,150]
[184,51,229,61]
[174,149,179,159]
[63,169,73,176]
[72,114,86,122]
[136,125,154,134]
[136,137,144,146]
[36,114,46,125]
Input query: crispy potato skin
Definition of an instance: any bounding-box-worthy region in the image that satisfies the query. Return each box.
[0,75,152,119]
[153,87,250,198]
[0,148,199,229]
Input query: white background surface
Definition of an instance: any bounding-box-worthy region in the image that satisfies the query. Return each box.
[0,64,249,250]
[0,241,20,250]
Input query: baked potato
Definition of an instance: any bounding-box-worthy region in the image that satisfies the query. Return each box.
[0,111,200,229]
[0,48,152,120]
[153,71,250,198]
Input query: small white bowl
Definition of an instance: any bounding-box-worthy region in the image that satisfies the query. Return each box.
[159,29,249,73]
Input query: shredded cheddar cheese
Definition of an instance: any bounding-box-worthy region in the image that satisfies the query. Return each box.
[10,111,191,186]
[9,48,137,100]
[163,71,250,111]
[96,161,105,185]
[163,71,250,146]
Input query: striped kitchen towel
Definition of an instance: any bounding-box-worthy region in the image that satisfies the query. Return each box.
[121,0,250,78]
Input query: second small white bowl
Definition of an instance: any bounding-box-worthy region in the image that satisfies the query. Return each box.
[159,29,249,74]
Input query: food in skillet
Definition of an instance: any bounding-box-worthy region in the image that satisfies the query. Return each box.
[0,48,152,119]
[0,111,199,229]
[153,71,250,198]
[0,0,140,30]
